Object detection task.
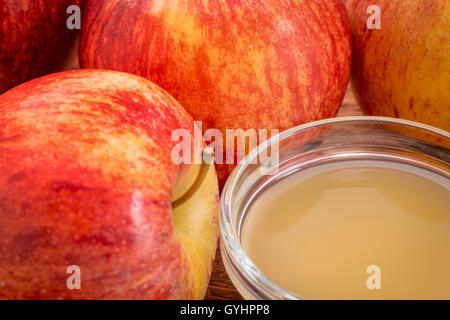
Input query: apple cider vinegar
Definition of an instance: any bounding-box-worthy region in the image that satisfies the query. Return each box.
[241,161,450,299]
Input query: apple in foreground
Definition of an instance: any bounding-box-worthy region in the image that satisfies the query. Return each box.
[0,0,79,93]
[79,0,352,187]
[0,70,219,299]
[346,0,450,132]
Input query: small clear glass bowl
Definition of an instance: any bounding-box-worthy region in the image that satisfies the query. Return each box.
[219,116,449,300]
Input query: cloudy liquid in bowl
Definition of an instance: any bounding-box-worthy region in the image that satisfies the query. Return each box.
[241,161,450,299]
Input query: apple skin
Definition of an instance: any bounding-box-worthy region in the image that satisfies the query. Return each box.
[0,0,80,93]
[0,70,219,299]
[79,0,352,187]
[346,0,450,132]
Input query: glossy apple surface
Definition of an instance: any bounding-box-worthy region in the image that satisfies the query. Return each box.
[0,70,219,299]
[80,0,352,187]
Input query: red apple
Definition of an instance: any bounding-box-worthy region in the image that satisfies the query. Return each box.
[0,70,219,299]
[0,0,80,93]
[346,0,450,133]
[79,0,353,187]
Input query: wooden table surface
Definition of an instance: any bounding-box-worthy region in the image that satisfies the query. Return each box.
[204,85,363,300]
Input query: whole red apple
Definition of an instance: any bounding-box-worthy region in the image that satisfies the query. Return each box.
[80,0,352,187]
[346,0,449,133]
[0,70,219,299]
[0,0,80,93]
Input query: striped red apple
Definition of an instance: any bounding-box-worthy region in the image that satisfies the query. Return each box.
[0,0,80,93]
[80,0,353,187]
[0,70,219,299]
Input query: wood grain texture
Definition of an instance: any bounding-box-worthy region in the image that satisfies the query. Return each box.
[205,85,363,300]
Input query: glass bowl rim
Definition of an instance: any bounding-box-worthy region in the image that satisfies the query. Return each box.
[219,115,449,300]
